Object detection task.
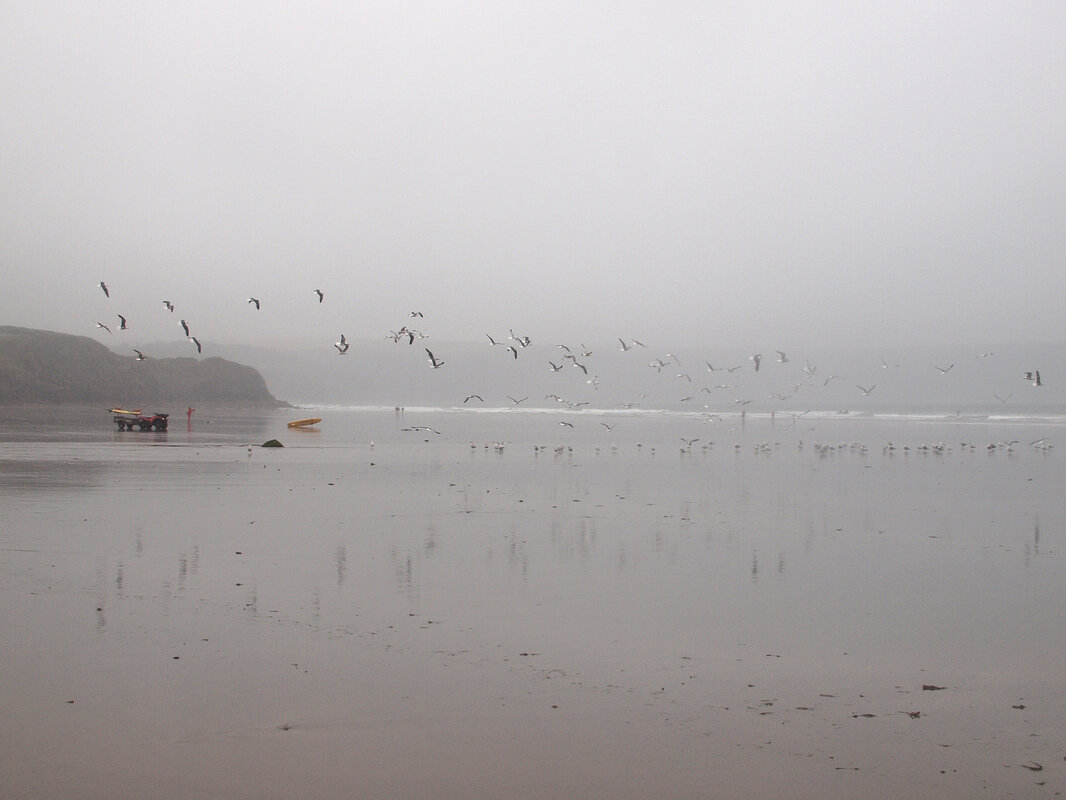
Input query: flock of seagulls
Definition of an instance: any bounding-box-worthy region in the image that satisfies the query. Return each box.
[91,279,242,359]
[89,281,1050,436]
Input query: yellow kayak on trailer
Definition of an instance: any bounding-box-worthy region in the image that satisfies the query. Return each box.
[287,417,322,428]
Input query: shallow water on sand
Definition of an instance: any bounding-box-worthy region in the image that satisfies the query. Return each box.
[2,406,1064,799]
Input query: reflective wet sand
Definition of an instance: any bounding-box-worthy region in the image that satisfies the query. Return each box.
[2,407,1063,798]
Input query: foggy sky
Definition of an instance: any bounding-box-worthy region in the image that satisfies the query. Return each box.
[2,1,1065,353]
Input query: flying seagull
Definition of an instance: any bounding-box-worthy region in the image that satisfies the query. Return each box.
[507,345,519,359]
[507,395,528,405]
[409,311,424,318]
[559,421,574,428]
[856,384,876,396]
[95,321,112,333]
[403,426,441,435]
[163,300,174,312]
[751,354,762,372]
[934,364,954,374]
[314,289,324,303]
[132,348,148,361]
[776,351,789,364]
[463,394,484,403]
[180,319,190,337]
[247,297,260,310]
[425,348,444,368]
[548,361,563,372]
[335,334,349,355]
[117,314,127,330]
[189,336,202,354]
[99,281,109,298]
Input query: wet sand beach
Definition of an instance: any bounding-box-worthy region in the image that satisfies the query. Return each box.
[1,406,1064,798]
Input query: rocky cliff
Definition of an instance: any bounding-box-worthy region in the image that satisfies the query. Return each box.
[0,326,283,406]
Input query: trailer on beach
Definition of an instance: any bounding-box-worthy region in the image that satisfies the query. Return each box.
[109,408,169,431]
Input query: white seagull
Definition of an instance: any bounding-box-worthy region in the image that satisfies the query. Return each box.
[335,334,349,355]
[95,321,112,333]
[425,348,444,368]
[856,384,876,396]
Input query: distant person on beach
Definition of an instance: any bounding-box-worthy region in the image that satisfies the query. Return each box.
[186,407,194,425]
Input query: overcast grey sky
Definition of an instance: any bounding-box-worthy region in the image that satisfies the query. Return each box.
[2,1,1064,352]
